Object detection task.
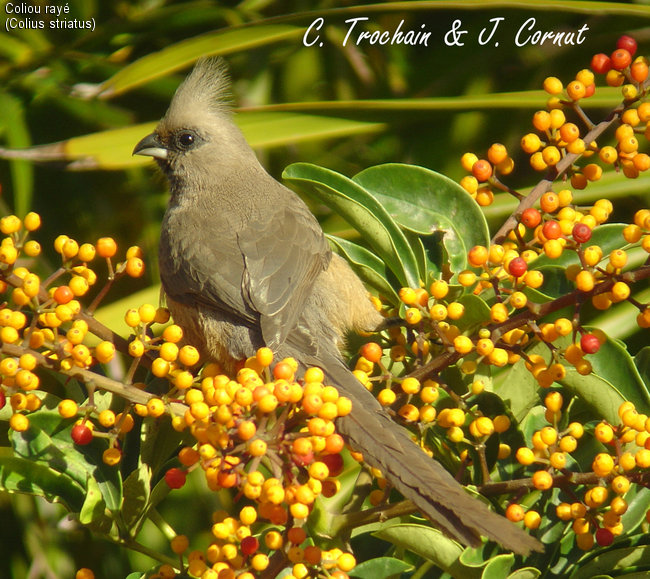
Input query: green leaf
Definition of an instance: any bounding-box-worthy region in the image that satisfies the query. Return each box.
[121,464,152,536]
[350,556,413,578]
[481,554,514,578]
[532,224,625,269]
[620,486,650,534]
[634,347,650,392]
[309,450,363,540]
[508,569,542,579]
[565,334,650,417]
[328,235,399,304]
[80,475,107,526]
[238,111,385,148]
[283,163,420,287]
[1,112,383,171]
[0,448,85,511]
[0,92,34,216]
[96,24,305,98]
[569,545,650,579]
[494,333,649,425]
[11,409,123,512]
[140,415,187,478]
[352,163,490,279]
[492,349,540,423]
[372,523,481,579]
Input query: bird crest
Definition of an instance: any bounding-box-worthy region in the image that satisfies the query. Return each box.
[166,57,233,120]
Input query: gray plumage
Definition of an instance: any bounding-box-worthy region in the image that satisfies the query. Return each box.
[134,57,543,556]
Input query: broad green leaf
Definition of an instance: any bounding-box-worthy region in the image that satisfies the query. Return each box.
[635,347,650,391]
[310,451,364,540]
[569,545,650,579]
[532,224,626,269]
[0,448,85,511]
[560,368,629,426]
[11,409,123,512]
[507,569,542,579]
[621,486,650,534]
[283,163,420,287]
[80,475,106,525]
[482,554,514,578]
[456,294,492,333]
[350,557,412,578]
[328,235,399,304]
[562,339,650,416]
[121,464,152,536]
[96,24,305,98]
[495,333,649,424]
[372,523,481,579]
[492,350,540,423]
[531,265,575,300]
[352,163,489,278]
[140,415,188,477]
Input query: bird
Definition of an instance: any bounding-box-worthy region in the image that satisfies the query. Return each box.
[133,57,543,556]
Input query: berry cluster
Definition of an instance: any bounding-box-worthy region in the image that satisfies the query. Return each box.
[461,35,650,201]
[512,397,650,550]
[352,34,650,555]
[0,213,145,439]
[153,349,356,579]
[0,213,359,578]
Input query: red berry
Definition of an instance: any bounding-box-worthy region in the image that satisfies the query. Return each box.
[164,467,187,489]
[359,342,383,364]
[292,451,314,467]
[611,48,632,71]
[53,285,74,305]
[616,35,637,57]
[0,389,5,410]
[542,220,562,240]
[584,84,596,98]
[472,159,493,182]
[240,536,259,556]
[71,423,93,445]
[580,333,601,354]
[595,527,614,546]
[320,453,344,477]
[508,257,528,277]
[591,53,612,74]
[572,223,592,244]
[272,361,294,381]
[521,208,542,229]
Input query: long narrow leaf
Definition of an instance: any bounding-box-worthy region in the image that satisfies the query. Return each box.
[96,24,304,98]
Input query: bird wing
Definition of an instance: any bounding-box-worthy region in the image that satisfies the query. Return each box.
[238,198,331,351]
[159,203,259,326]
[160,185,331,353]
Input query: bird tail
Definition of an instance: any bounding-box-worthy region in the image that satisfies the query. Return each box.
[312,351,543,556]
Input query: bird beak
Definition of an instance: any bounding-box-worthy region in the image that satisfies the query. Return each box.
[133,132,168,160]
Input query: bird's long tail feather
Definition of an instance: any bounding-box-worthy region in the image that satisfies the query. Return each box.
[311,352,543,556]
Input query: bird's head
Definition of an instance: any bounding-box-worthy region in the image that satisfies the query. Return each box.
[133,57,256,186]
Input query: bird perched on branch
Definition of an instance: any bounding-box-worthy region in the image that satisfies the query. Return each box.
[133,57,543,556]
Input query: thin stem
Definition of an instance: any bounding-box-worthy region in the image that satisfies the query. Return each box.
[492,102,626,244]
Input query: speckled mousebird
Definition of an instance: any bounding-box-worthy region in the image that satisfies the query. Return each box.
[133,57,543,555]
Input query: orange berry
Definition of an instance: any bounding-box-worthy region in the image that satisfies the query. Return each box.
[472,159,493,182]
[96,237,117,258]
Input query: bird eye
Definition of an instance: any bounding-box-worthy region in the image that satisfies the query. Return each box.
[175,130,198,150]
